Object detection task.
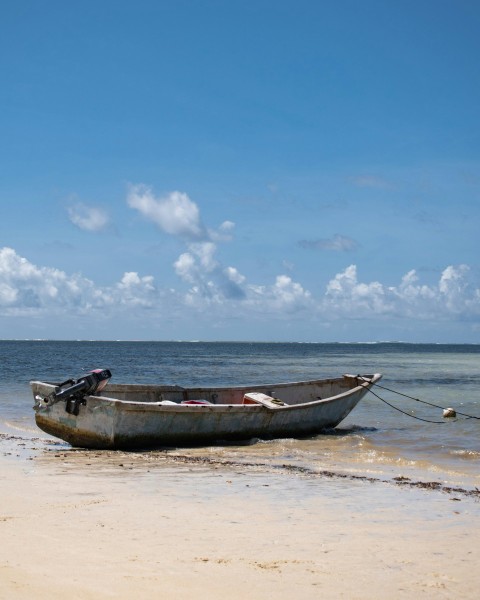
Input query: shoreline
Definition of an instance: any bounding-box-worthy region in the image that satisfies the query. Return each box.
[3,425,480,496]
[3,429,480,499]
[162,453,480,500]
[1,436,480,599]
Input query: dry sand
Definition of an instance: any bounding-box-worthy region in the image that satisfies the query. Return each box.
[1,445,479,600]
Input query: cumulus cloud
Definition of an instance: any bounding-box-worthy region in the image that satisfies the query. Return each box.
[127,184,245,304]
[299,234,359,252]
[219,220,235,232]
[224,266,245,286]
[0,247,156,315]
[127,184,239,245]
[67,202,109,232]
[438,265,471,313]
[126,184,329,316]
[5,171,480,336]
[323,264,480,320]
[324,265,390,315]
[210,220,236,242]
[174,242,246,303]
[243,275,312,317]
[1,245,480,328]
[127,185,206,240]
[116,272,156,307]
[123,184,479,324]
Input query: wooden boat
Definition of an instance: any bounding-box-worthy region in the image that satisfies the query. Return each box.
[31,371,382,450]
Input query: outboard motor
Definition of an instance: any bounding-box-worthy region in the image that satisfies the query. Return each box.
[53,368,112,415]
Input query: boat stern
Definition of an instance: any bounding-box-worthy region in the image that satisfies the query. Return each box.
[31,381,117,449]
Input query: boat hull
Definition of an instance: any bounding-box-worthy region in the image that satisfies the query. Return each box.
[31,374,381,450]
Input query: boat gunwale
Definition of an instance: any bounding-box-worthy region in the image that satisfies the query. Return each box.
[31,373,381,412]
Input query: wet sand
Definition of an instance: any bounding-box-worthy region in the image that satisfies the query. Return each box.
[1,438,480,599]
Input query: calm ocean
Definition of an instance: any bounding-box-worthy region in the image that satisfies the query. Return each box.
[1,340,479,488]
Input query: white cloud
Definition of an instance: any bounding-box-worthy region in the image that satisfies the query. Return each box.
[127,184,245,304]
[0,247,156,315]
[190,242,218,271]
[209,220,236,242]
[247,275,312,314]
[392,269,436,315]
[174,253,197,284]
[224,266,245,286]
[68,202,109,232]
[3,178,478,340]
[0,247,106,314]
[173,243,218,286]
[2,227,480,335]
[271,275,312,311]
[127,185,206,240]
[116,272,156,307]
[127,184,331,315]
[127,185,238,246]
[323,264,480,320]
[219,220,235,232]
[324,265,389,315]
[438,265,470,313]
[174,242,246,302]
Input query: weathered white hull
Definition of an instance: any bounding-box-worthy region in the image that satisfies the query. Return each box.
[31,374,381,450]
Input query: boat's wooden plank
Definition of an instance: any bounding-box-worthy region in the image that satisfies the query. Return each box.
[243,392,286,409]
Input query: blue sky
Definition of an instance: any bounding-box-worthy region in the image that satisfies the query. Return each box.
[1,0,479,342]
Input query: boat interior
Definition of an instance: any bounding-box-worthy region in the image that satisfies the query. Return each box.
[99,374,368,406]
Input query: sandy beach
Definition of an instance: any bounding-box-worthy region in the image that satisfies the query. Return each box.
[1,436,479,600]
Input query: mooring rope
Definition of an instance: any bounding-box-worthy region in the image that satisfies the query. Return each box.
[357,375,480,423]
[361,383,446,423]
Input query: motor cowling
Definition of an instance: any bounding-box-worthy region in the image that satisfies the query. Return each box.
[51,369,112,415]
[54,369,112,401]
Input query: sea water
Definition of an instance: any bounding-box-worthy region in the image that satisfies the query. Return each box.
[0,341,479,488]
